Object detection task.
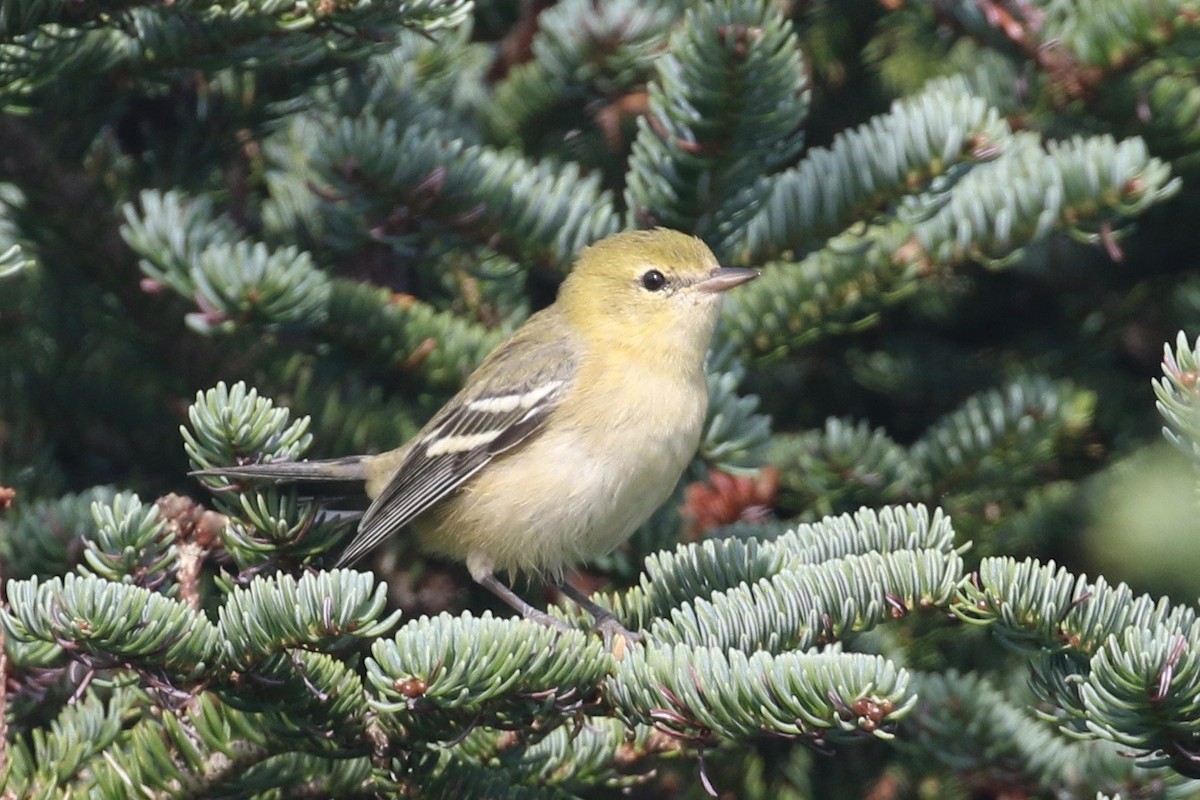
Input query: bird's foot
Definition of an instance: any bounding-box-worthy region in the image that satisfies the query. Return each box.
[521,606,576,634]
[592,613,643,652]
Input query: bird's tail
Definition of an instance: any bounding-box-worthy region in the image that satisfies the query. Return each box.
[192,456,369,488]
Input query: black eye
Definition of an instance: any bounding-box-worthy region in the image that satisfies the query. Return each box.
[641,269,667,291]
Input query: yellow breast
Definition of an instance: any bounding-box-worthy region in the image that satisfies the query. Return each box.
[415,355,708,577]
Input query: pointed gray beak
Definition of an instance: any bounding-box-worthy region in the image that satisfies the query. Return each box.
[696,267,760,293]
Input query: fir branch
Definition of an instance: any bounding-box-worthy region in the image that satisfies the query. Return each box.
[624,0,809,238]
[1046,0,1200,70]
[2,573,221,680]
[310,116,620,271]
[187,241,332,333]
[216,649,372,737]
[485,0,680,147]
[449,719,671,792]
[729,75,1010,264]
[699,339,772,471]
[1078,625,1200,776]
[218,569,400,667]
[218,486,344,567]
[500,718,668,790]
[2,632,62,670]
[609,647,914,746]
[42,660,376,796]
[0,0,470,41]
[720,218,919,359]
[771,503,961,564]
[0,115,189,359]
[0,0,473,107]
[184,381,314,475]
[921,0,1046,62]
[121,190,243,297]
[1127,66,1200,170]
[1155,331,1200,466]
[85,693,276,798]
[229,752,374,798]
[903,671,1183,797]
[910,376,1096,496]
[404,752,579,800]
[956,556,1196,657]
[0,242,30,278]
[366,612,611,741]
[0,183,29,274]
[769,418,925,517]
[261,351,427,455]
[650,548,963,652]
[604,536,785,632]
[0,487,116,580]
[956,557,1200,773]
[324,278,505,391]
[604,504,957,631]
[123,191,332,334]
[260,27,497,252]
[704,517,800,541]
[360,26,492,138]
[3,686,144,798]
[80,493,176,591]
[125,193,505,390]
[911,133,1178,264]
[723,132,1178,360]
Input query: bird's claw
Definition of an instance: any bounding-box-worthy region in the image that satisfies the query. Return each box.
[593,614,643,652]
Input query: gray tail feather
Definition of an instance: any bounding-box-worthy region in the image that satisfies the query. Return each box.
[192,455,369,483]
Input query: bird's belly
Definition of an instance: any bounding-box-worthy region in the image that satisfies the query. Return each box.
[415,409,703,576]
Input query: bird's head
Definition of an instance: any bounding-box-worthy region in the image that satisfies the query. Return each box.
[558,229,758,359]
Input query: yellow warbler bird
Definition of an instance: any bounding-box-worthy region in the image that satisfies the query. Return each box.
[198,228,757,640]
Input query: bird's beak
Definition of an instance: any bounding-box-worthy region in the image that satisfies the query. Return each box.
[695,267,760,293]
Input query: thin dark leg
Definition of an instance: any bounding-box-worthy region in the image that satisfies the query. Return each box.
[557,582,643,645]
[476,572,573,633]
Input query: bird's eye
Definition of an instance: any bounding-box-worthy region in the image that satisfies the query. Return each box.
[641,269,667,292]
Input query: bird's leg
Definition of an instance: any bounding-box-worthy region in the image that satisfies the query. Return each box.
[469,555,573,632]
[556,581,643,646]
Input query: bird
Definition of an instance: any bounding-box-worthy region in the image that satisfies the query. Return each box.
[195,228,758,640]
